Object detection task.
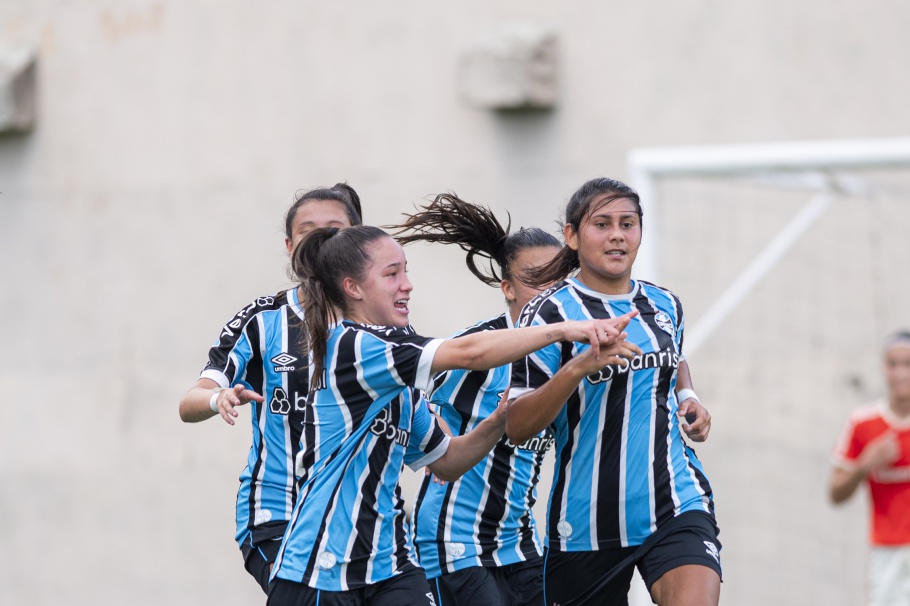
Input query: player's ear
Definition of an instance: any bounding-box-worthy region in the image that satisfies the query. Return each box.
[501,279,516,304]
[564,224,579,251]
[342,276,363,300]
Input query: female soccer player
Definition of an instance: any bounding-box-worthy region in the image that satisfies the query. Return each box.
[178,184,362,593]
[391,194,712,606]
[266,225,639,606]
[506,178,721,606]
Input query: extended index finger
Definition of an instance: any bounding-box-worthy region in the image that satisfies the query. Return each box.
[611,310,639,333]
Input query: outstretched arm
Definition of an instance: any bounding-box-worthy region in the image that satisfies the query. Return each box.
[179,379,265,425]
[431,311,638,375]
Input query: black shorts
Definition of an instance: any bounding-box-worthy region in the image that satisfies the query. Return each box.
[429,558,543,606]
[241,534,284,594]
[267,567,436,606]
[543,511,722,606]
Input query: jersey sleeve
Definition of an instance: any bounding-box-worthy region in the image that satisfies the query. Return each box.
[510,305,565,400]
[832,416,862,469]
[199,302,258,388]
[356,326,444,393]
[405,393,451,470]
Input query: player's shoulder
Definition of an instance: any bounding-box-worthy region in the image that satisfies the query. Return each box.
[517,280,571,327]
[452,313,509,338]
[347,322,427,345]
[220,289,291,332]
[637,280,681,304]
[847,400,889,426]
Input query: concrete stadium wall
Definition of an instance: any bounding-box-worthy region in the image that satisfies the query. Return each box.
[2,1,910,604]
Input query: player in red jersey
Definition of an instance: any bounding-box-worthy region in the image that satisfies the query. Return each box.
[830,331,910,605]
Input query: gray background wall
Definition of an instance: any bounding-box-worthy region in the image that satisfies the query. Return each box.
[2,1,910,604]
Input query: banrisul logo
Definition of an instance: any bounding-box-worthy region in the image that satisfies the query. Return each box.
[586,349,679,384]
[271,352,298,372]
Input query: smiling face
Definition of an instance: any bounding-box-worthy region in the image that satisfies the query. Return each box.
[343,235,413,328]
[565,196,642,295]
[285,199,354,255]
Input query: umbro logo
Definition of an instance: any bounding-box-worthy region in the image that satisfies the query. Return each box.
[271,352,298,372]
[704,540,720,563]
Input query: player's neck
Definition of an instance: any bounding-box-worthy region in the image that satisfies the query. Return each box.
[889,394,910,419]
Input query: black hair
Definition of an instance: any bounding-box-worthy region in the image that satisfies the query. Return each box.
[388,193,560,287]
[525,177,643,288]
[284,183,363,238]
[291,225,388,389]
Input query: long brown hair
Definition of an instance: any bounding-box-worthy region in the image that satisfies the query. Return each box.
[388,193,559,286]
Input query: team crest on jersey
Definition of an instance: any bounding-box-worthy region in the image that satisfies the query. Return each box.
[271,352,298,372]
[654,311,674,335]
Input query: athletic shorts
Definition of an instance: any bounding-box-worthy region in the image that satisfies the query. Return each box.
[868,544,910,606]
[241,535,284,594]
[429,557,543,606]
[543,511,722,606]
[267,567,436,606]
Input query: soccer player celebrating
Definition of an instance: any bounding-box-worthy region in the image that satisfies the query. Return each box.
[830,332,910,605]
[391,194,712,606]
[506,178,721,606]
[178,184,362,593]
[266,224,639,605]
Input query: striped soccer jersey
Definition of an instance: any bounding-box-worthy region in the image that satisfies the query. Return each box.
[510,278,714,552]
[272,321,451,591]
[413,314,551,579]
[201,288,309,547]
[833,401,910,545]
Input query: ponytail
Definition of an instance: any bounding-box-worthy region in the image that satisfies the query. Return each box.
[390,193,509,287]
[292,225,388,390]
[389,193,560,287]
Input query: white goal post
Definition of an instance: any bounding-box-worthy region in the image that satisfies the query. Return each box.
[627,137,910,357]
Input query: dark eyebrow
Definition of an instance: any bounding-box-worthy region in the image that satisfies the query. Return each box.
[590,212,639,221]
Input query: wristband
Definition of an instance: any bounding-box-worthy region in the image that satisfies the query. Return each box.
[209,387,225,413]
[677,388,699,403]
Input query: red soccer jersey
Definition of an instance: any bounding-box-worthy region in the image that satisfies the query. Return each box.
[833,401,910,546]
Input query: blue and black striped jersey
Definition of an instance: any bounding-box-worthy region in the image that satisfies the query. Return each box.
[511,278,714,551]
[413,314,550,579]
[272,321,451,591]
[200,288,309,546]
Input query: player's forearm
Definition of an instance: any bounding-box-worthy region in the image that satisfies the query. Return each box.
[432,324,569,374]
[179,383,220,423]
[428,413,505,482]
[506,358,588,444]
[676,359,694,392]
[829,466,866,504]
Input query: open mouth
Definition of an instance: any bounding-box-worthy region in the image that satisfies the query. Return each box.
[606,250,626,257]
[394,298,409,314]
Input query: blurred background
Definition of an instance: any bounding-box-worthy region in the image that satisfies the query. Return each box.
[2,1,910,604]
